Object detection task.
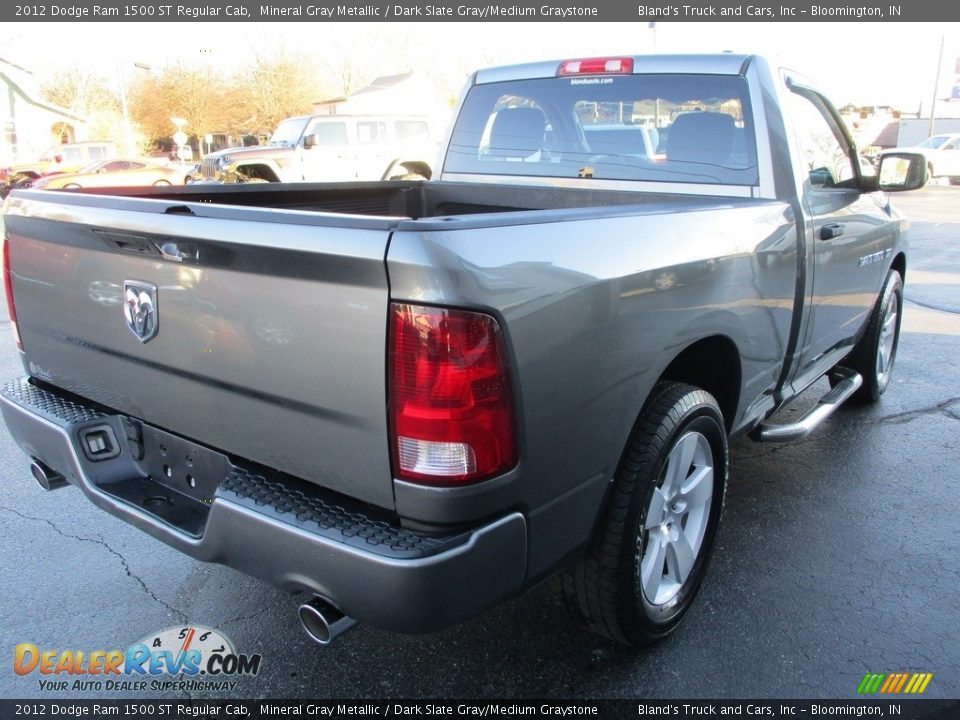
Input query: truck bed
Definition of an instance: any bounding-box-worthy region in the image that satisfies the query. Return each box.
[3,180,775,517]
[36,180,748,221]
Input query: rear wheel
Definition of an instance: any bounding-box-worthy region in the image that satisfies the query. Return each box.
[558,382,727,645]
[845,270,903,403]
[153,179,171,187]
[63,183,81,189]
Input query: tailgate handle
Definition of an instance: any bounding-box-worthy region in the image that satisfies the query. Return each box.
[164,205,196,216]
[93,230,160,257]
[160,241,198,263]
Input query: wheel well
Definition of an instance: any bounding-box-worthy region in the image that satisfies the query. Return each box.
[235,164,279,182]
[386,160,432,180]
[659,336,741,432]
[891,252,906,282]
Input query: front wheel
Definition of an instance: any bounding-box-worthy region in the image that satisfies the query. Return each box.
[153,179,172,187]
[558,382,728,645]
[846,269,903,403]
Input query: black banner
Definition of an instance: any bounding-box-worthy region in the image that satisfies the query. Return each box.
[3,0,959,22]
[1,700,959,720]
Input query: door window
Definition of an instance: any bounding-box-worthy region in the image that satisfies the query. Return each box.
[304,121,347,146]
[357,122,388,144]
[787,90,856,189]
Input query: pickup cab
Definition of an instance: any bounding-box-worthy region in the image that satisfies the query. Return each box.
[0,54,925,646]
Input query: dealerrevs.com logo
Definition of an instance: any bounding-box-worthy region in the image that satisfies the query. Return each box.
[14,626,262,693]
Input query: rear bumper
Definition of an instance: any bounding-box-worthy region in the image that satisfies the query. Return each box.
[0,377,527,633]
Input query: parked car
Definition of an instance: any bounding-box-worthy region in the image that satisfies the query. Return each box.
[880,133,960,184]
[0,142,117,184]
[30,159,187,189]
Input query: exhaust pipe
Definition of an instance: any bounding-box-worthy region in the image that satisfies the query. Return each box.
[298,597,357,646]
[31,461,68,491]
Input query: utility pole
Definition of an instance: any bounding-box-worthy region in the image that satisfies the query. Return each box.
[928,36,945,138]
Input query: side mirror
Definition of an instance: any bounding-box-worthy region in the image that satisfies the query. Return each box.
[302,134,318,150]
[874,152,927,192]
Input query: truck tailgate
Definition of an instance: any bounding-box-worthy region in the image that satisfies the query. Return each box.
[4,192,397,510]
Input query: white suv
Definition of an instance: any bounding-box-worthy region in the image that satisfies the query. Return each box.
[881,133,960,185]
[197,115,439,184]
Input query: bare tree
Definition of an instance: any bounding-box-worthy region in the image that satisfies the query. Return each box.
[40,69,120,117]
[234,51,332,134]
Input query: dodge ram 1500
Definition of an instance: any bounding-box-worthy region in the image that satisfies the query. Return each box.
[1,54,925,646]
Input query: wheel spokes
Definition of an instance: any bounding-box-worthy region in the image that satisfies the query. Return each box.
[665,531,696,585]
[640,430,716,605]
[877,293,899,378]
[680,465,713,508]
[641,530,668,601]
[663,432,699,495]
[644,487,668,529]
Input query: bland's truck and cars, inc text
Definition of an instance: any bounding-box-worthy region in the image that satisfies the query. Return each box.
[0,54,926,646]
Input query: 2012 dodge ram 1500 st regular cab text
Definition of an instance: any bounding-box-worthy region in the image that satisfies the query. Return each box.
[1,54,925,646]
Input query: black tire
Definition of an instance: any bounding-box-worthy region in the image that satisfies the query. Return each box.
[558,382,728,645]
[153,179,172,187]
[844,269,903,403]
[63,183,81,189]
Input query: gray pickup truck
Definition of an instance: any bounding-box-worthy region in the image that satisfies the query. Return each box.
[0,54,925,647]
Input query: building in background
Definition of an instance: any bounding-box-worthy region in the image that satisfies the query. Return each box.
[1,57,87,166]
[314,72,451,129]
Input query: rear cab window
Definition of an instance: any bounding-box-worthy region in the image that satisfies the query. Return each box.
[444,72,759,188]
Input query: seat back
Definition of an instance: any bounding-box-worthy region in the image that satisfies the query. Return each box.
[667,112,736,166]
[487,107,546,160]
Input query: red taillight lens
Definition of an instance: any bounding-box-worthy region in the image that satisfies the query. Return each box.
[2,237,22,351]
[389,303,516,485]
[558,57,634,76]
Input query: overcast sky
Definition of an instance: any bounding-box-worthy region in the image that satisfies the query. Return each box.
[3,22,958,111]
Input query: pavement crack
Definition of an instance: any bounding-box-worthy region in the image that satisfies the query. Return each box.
[223,604,272,628]
[0,504,187,623]
[877,397,960,426]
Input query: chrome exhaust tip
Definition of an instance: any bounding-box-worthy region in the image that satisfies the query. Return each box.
[298,597,357,646]
[30,461,68,491]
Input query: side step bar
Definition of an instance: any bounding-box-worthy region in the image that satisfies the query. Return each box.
[751,367,863,443]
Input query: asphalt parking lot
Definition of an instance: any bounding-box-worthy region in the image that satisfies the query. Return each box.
[0,186,958,700]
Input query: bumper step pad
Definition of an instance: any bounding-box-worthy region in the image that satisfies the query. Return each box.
[2,377,467,560]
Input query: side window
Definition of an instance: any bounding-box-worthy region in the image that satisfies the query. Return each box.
[944,139,959,151]
[103,161,128,172]
[787,90,856,189]
[356,121,388,145]
[395,121,429,142]
[305,121,347,146]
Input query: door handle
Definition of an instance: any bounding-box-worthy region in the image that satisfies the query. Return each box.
[819,223,845,240]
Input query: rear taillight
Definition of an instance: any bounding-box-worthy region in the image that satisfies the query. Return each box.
[2,237,22,351]
[389,303,516,485]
